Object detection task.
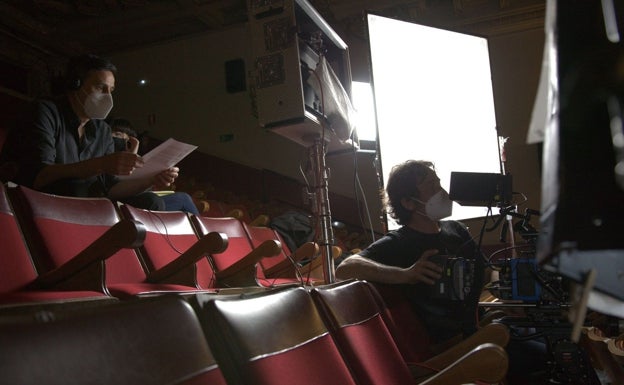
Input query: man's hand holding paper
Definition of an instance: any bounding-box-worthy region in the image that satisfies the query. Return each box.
[118,138,197,180]
[100,151,144,176]
[152,167,179,190]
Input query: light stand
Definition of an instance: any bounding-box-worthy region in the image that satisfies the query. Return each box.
[269,111,353,285]
[246,0,353,284]
[305,134,335,283]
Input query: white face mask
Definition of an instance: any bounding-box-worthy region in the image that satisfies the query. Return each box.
[81,90,113,119]
[413,190,453,221]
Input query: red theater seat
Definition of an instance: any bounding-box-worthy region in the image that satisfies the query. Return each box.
[202,199,228,218]
[311,280,510,385]
[9,185,224,298]
[119,204,227,290]
[311,280,415,384]
[0,184,111,308]
[369,282,435,362]
[242,222,323,285]
[196,286,358,385]
[197,281,508,385]
[190,215,283,287]
[199,198,268,225]
[0,296,227,385]
[369,282,510,366]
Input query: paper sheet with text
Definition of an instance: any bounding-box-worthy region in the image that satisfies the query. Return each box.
[118,138,197,180]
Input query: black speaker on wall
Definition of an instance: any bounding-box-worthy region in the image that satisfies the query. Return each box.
[537,0,624,300]
[225,58,246,93]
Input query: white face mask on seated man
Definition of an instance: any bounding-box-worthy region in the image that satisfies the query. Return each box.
[81,89,114,120]
[411,190,453,221]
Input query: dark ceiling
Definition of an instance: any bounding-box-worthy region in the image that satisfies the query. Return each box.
[1,0,545,58]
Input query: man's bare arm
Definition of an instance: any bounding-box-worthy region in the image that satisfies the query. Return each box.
[335,249,443,285]
[34,158,103,190]
[33,152,143,191]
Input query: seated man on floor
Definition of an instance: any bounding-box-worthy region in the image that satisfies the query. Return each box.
[336,159,486,347]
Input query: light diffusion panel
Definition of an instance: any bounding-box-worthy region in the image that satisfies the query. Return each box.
[367,13,501,227]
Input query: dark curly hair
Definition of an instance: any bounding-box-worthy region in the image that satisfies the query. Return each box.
[384,160,435,225]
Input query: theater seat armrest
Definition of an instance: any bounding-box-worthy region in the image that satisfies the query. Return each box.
[292,242,321,262]
[421,323,510,372]
[249,214,270,227]
[30,219,146,289]
[216,239,281,287]
[264,242,320,278]
[417,343,508,385]
[300,245,341,276]
[147,231,228,283]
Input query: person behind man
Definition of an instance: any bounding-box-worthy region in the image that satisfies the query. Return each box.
[109,117,199,214]
[109,118,140,153]
[0,54,177,210]
[336,159,485,346]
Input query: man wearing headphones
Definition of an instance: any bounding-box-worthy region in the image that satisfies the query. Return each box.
[0,54,175,210]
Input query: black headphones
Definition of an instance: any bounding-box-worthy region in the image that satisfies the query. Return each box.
[65,58,87,91]
[69,77,81,90]
[64,66,82,91]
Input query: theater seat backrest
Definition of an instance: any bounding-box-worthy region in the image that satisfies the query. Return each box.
[198,286,357,385]
[242,222,323,286]
[0,184,37,293]
[242,223,288,273]
[0,296,227,385]
[10,186,146,285]
[311,280,415,385]
[120,204,217,289]
[369,282,434,362]
[191,216,254,272]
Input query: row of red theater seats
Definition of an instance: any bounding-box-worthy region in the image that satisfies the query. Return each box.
[194,196,270,227]
[0,182,327,309]
[0,279,510,385]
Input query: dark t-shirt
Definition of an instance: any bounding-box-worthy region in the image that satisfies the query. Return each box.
[359,220,485,343]
[1,97,118,197]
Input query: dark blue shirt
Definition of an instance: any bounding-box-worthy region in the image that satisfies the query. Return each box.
[1,97,118,197]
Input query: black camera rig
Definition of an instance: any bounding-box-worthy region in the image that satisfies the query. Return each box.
[428,254,476,301]
[479,205,602,384]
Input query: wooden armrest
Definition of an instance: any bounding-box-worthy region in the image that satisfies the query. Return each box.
[418,323,510,373]
[226,208,244,219]
[417,343,508,385]
[263,242,320,278]
[249,214,270,227]
[147,231,228,283]
[216,239,282,287]
[303,245,341,273]
[266,245,340,283]
[293,242,321,262]
[29,219,146,289]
